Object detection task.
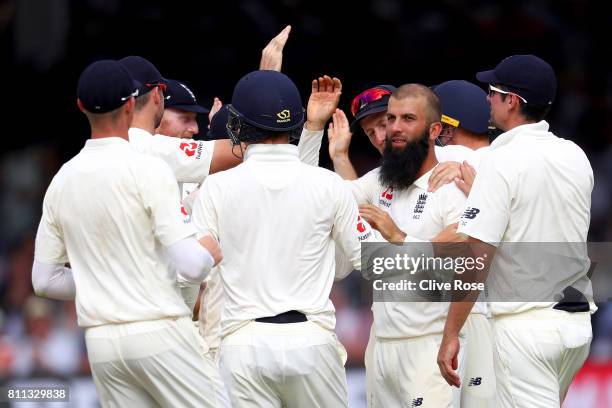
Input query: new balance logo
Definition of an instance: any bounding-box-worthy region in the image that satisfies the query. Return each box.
[462,207,480,220]
[468,377,482,386]
[412,397,423,407]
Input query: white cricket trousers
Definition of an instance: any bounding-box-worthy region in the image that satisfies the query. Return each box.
[370,332,465,408]
[219,320,349,408]
[492,308,592,408]
[461,313,496,407]
[85,316,230,408]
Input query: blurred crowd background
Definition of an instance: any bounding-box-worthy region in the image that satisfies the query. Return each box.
[0,0,610,406]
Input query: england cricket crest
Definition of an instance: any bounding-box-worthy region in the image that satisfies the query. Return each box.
[413,193,428,219]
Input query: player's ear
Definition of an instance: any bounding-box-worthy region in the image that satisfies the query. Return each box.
[76,99,86,113]
[429,121,442,141]
[154,87,163,105]
[124,97,135,115]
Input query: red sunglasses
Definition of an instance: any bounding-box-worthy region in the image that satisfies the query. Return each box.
[145,82,167,93]
[350,88,393,117]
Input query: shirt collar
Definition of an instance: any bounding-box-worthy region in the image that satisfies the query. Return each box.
[244,144,299,162]
[129,127,153,138]
[490,120,550,150]
[84,137,130,149]
[412,167,435,190]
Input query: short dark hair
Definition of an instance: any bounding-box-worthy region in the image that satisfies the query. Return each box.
[498,86,551,122]
[392,84,441,125]
[134,91,152,111]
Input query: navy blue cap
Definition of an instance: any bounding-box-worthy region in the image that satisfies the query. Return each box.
[433,80,490,135]
[77,60,140,113]
[118,56,166,96]
[350,85,396,132]
[476,55,556,105]
[207,104,231,140]
[164,79,209,114]
[231,70,304,131]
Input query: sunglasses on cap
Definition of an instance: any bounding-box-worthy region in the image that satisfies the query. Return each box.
[488,84,527,104]
[350,88,393,117]
[145,82,167,93]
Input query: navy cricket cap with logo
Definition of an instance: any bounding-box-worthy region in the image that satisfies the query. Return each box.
[231,70,304,131]
[164,79,209,114]
[207,104,231,140]
[118,56,166,96]
[433,80,490,135]
[349,85,396,132]
[476,54,557,105]
[77,60,140,113]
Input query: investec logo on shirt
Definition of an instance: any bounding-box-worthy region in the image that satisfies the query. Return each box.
[357,216,371,241]
[179,142,203,160]
[379,186,394,207]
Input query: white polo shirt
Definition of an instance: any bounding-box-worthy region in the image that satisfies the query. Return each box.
[34,137,195,327]
[435,144,490,168]
[191,143,372,337]
[458,121,595,316]
[348,167,468,339]
[129,127,216,184]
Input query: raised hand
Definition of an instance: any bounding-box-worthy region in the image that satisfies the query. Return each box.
[208,97,223,128]
[305,75,342,131]
[259,25,291,72]
[327,109,353,159]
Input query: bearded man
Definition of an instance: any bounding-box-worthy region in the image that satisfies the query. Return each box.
[341,84,473,408]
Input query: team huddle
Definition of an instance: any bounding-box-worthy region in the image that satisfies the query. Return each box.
[32,26,595,408]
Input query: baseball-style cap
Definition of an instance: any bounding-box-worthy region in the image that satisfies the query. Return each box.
[118,56,166,96]
[433,80,490,135]
[164,79,209,114]
[349,85,396,132]
[476,54,556,105]
[207,104,231,140]
[77,60,140,113]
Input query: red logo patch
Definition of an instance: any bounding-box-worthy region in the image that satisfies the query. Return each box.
[357,215,367,233]
[180,142,198,157]
[181,206,188,216]
[381,186,394,200]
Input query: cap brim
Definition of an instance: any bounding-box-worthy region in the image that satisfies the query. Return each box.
[167,104,210,114]
[349,104,388,132]
[475,70,499,84]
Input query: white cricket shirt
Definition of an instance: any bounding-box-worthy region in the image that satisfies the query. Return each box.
[348,167,468,339]
[34,137,195,327]
[191,143,372,337]
[435,144,490,168]
[129,127,215,184]
[458,121,595,316]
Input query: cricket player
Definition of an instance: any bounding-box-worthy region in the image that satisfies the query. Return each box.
[157,78,209,140]
[191,69,372,408]
[326,82,493,407]
[437,54,595,408]
[431,80,496,407]
[191,25,344,365]
[31,60,229,407]
[328,84,470,407]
